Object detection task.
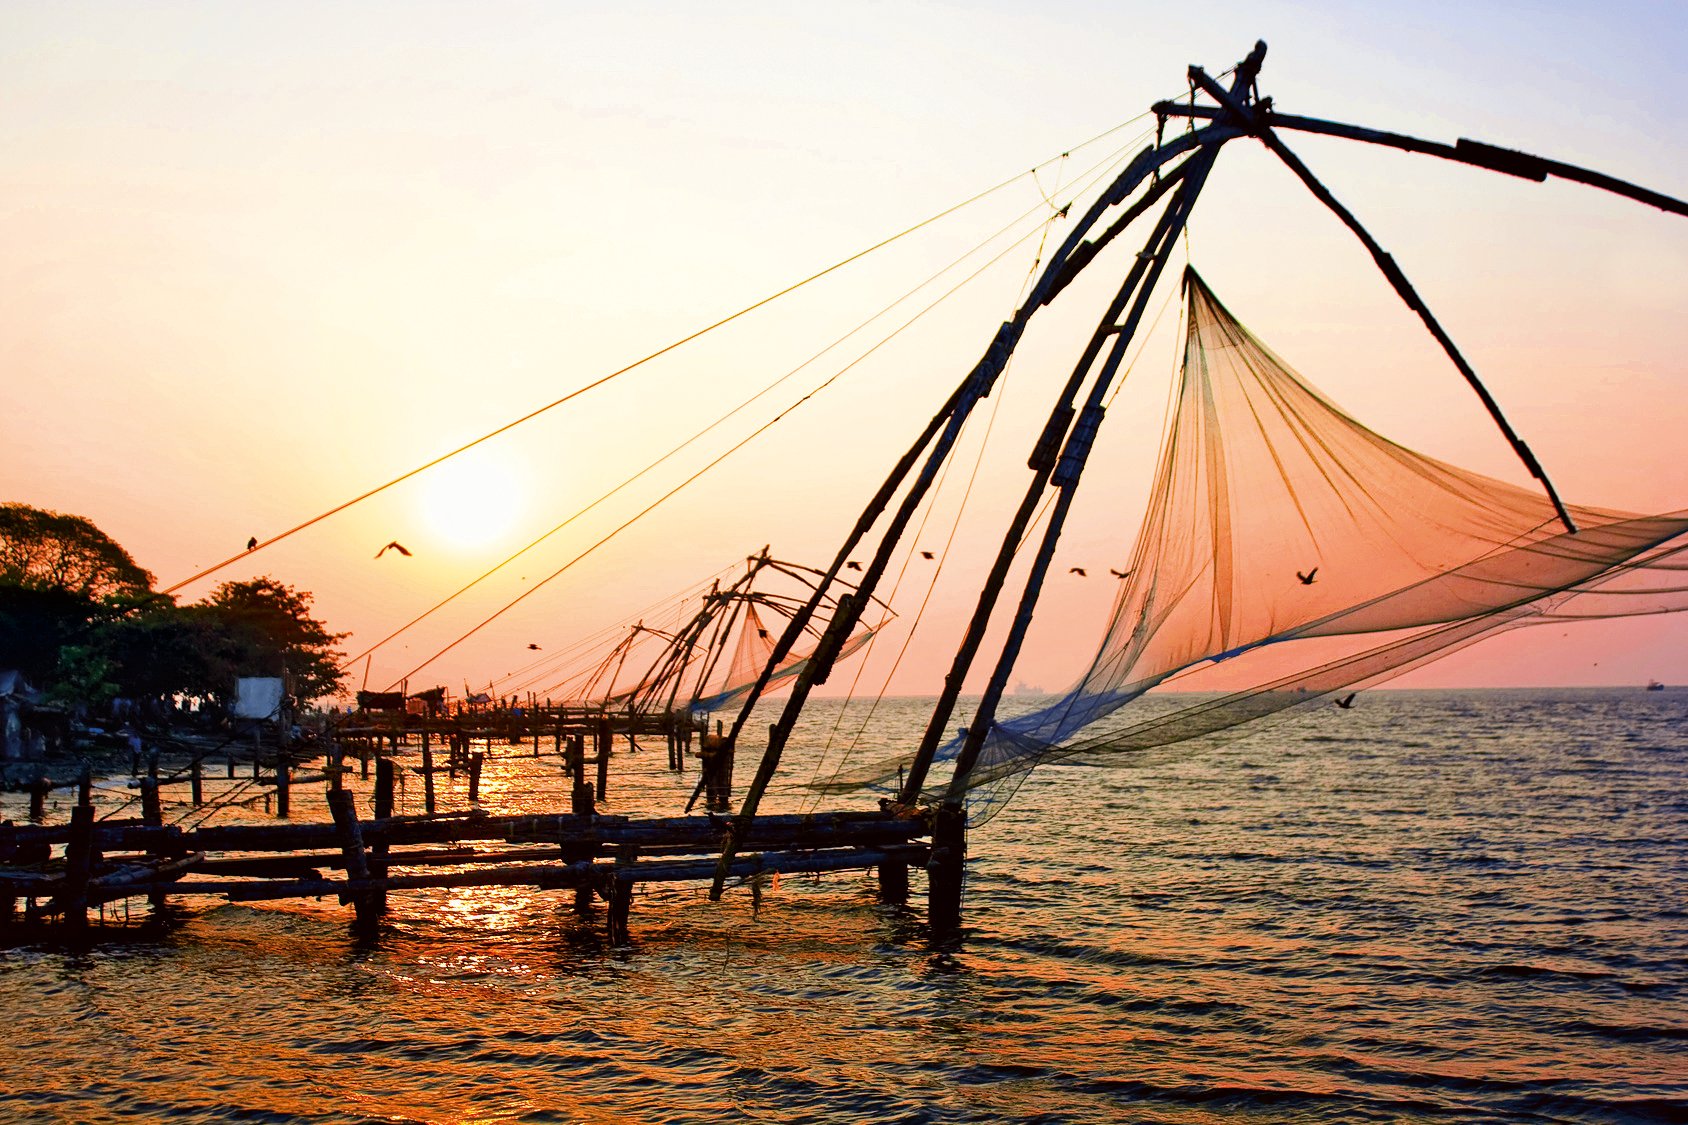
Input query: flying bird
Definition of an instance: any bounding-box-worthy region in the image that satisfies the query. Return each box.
[527,643,541,651]
[845,560,863,571]
[1109,568,1130,579]
[1069,567,1087,577]
[920,551,935,560]
[246,536,258,551]
[1297,567,1319,585]
[375,541,413,559]
[1334,693,1356,709]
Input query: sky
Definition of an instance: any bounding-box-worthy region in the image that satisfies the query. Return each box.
[3,0,1685,698]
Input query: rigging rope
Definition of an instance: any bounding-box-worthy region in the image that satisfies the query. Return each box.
[161,113,1163,599]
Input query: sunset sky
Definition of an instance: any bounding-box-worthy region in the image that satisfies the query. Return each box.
[4,0,1684,698]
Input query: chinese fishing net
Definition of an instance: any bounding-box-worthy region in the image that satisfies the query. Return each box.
[823,268,1688,817]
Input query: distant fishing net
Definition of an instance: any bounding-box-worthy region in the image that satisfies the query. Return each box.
[821,269,1688,817]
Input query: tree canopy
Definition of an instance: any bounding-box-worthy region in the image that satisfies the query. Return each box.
[206,577,348,701]
[0,504,348,707]
[0,503,153,598]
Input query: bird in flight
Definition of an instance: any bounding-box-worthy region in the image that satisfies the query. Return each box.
[526,643,541,651]
[246,536,258,551]
[1297,567,1319,585]
[1334,693,1356,709]
[1069,567,1087,577]
[845,560,863,571]
[376,541,413,559]
[1109,567,1130,579]
[920,551,935,560]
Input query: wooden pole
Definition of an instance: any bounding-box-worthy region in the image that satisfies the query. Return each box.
[569,734,593,817]
[28,777,48,824]
[60,804,95,932]
[327,788,379,930]
[925,804,966,933]
[372,757,394,915]
[140,775,163,827]
[421,728,436,815]
[275,755,290,820]
[468,752,483,804]
[1183,62,1576,534]
[595,717,610,802]
[190,756,204,808]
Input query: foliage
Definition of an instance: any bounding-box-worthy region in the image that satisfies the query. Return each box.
[205,577,349,702]
[0,504,349,708]
[0,583,103,683]
[0,503,153,599]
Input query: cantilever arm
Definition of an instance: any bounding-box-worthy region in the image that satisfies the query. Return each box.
[1187,66,1579,533]
[1154,103,1688,217]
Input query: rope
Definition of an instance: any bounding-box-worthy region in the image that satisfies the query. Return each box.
[160,113,1161,599]
[388,221,1061,687]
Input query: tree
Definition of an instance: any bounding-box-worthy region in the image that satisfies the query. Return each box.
[0,504,153,599]
[205,577,348,702]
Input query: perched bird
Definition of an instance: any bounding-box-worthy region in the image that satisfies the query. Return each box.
[527,643,541,651]
[1334,693,1356,709]
[920,551,935,560]
[246,536,258,551]
[375,541,413,559]
[845,560,863,571]
[1109,568,1130,579]
[1297,567,1319,585]
[1069,567,1087,577]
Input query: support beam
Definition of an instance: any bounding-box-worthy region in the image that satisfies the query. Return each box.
[1186,64,1576,533]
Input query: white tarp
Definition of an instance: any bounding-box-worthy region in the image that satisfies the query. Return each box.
[232,676,285,720]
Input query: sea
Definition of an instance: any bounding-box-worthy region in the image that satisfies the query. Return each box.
[1,689,1683,1124]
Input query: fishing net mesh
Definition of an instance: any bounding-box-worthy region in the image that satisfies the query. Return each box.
[822,269,1688,816]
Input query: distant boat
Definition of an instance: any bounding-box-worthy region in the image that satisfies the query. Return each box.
[1646,680,1665,691]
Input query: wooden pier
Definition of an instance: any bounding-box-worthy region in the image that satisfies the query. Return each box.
[0,710,931,942]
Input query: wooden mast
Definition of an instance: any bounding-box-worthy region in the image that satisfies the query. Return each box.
[1180,64,1579,534]
[705,109,1250,900]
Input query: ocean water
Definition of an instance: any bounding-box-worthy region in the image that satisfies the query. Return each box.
[1,689,1683,1123]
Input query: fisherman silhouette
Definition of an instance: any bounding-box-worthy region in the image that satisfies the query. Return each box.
[1297,567,1319,585]
[375,541,413,559]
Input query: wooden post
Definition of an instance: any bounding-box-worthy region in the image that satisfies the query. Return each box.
[877,858,910,905]
[190,755,204,808]
[569,734,593,816]
[275,755,291,820]
[227,753,235,779]
[28,777,48,824]
[926,803,966,933]
[372,757,394,915]
[595,717,611,802]
[421,728,436,815]
[327,788,379,930]
[468,752,483,804]
[77,765,92,808]
[606,874,634,945]
[140,775,163,827]
[61,803,96,932]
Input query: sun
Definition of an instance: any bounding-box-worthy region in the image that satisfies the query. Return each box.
[416,446,525,551]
